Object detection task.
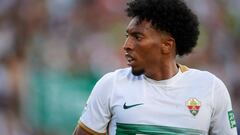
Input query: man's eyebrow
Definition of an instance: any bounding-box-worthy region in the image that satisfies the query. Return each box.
[126,30,144,36]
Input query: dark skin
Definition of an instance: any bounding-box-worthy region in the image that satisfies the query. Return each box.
[72,123,106,135]
[73,17,178,135]
[124,17,178,80]
[72,125,90,135]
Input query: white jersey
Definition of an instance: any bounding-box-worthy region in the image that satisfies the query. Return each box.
[79,66,237,135]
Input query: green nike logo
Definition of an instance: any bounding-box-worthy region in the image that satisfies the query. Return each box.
[123,102,144,109]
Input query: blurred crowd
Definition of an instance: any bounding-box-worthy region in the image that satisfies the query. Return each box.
[0,0,239,135]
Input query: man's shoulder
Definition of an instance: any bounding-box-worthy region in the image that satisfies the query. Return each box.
[101,67,132,81]
[185,68,220,82]
[113,67,132,76]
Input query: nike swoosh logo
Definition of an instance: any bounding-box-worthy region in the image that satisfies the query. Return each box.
[123,102,144,109]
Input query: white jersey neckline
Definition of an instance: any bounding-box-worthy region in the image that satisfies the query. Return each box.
[143,69,182,86]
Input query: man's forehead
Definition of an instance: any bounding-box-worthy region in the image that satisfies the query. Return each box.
[126,17,152,32]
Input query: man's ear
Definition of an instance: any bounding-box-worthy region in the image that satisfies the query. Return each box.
[161,37,175,54]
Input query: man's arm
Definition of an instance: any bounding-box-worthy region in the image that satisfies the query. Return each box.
[209,77,237,134]
[73,73,113,135]
[73,123,106,135]
[73,125,90,135]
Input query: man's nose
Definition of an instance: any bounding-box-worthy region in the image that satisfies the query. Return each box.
[123,37,134,51]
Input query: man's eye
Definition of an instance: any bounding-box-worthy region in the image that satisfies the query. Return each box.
[135,36,142,41]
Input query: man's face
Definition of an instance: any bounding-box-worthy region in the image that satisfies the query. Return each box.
[123,17,166,76]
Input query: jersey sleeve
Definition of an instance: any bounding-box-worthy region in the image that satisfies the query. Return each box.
[209,77,237,135]
[79,72,114,134]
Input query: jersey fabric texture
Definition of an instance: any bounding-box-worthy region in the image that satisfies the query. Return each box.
[79,66,237,135]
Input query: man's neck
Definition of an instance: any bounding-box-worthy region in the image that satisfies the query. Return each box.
[144,61,178,81]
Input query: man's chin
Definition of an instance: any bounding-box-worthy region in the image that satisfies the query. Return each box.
[131,68,144,76]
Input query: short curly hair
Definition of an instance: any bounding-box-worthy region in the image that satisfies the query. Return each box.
[126,0,199,56]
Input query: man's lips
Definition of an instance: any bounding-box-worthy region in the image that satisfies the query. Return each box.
[125,53,135,66]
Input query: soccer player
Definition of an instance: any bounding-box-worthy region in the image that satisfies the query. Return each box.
[73,0,237,134]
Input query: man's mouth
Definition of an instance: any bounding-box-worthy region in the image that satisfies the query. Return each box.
[125,53,135,66]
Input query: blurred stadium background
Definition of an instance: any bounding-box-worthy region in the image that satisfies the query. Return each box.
[0,0,239,134]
